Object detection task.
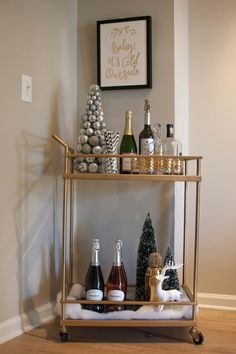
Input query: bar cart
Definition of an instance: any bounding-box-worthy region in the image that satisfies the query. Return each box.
[52,134,204,345]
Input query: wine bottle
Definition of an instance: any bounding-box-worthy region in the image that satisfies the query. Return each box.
[120,110,138,174]
[84,238,104,312]
[139,99,155,173]
[106,239,128,311]
[164,124,183,175]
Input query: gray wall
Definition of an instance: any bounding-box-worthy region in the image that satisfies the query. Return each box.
[76,0,175,284]
[0,0,77,326]
[189,0,236,296]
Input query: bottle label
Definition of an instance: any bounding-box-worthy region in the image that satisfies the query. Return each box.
[107,290,125,302]
[140,138,155,154]
[121,153,135,172]
[86,289,103,301]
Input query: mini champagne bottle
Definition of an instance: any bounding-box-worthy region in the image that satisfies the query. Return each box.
[85,239,104,312]
[106,239,127,311]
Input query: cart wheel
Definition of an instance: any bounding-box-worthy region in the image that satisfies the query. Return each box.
[60,332,69,342]
[192,332,204,345]
[189,327,204,345]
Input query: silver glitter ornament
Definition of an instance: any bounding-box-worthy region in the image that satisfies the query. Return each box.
[83,121,91,129]
[89,135,99,146]
[92,145,102,154]
[88,162,98,173]
[93,121,101,130]
[90,104,96,111]
[99,136,105,145]
[88,114,97,123]
[78,162,88,173]
[79,135,89,144]
[90,84,100,91]
[85,127,93,136]
[82,114,88,122]
[76,143,82,152]
[94,129,101,136]
[82,143,92,154]
[80,129,86,135]
[85,157,95,163]
[97,115,104,123]
[87,99,93,105]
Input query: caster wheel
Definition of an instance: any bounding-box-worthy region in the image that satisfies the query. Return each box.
[60,332,69,342]
[189,327,204,345]
[192,332,204,345]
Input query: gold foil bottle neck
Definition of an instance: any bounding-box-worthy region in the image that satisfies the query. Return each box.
[125,110,133,120]
[124,110,133,135]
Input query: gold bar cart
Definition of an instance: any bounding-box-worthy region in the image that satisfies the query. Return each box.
[52,134,204,345]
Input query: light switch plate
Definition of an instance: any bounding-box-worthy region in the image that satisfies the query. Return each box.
[22,74,32,103]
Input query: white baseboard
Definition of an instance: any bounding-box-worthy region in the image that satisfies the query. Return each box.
[0,302,55,345]
[198,292,236,311]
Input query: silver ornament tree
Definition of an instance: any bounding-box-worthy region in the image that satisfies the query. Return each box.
[74,84,106,173]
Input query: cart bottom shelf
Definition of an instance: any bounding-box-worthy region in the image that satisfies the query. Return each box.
[60,319,197,327]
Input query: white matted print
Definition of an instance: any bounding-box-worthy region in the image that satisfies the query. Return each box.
[97,16,152,90]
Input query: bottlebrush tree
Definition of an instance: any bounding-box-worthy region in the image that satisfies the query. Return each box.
[162,245,180,291]
[135,213,157,301]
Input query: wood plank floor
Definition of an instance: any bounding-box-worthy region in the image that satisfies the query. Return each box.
[0,309,236,354]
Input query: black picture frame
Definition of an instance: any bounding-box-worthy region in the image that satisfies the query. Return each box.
[97,16,152,90]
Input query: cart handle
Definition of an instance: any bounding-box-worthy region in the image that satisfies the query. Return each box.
[52,134,74,153]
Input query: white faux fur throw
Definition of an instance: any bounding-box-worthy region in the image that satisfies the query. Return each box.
[54,284,196,320]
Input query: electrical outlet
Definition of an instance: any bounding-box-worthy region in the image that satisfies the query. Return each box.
[22,74,32,103]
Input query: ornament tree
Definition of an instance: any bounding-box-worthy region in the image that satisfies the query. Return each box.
[74,84,106,173]
[135,213,158,301]
[162,245,180,290]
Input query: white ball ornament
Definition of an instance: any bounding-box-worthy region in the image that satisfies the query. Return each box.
[101,122,106,128]
[82,144,92,154]
[92,145,102,154]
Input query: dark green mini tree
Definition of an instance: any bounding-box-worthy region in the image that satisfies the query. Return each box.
[162,245,180,290]
[135,213,157,300]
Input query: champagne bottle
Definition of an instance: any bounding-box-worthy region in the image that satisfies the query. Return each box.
[85,239,104,312]
[106,239,128,311]
[139,99,155,173]
[164,124,183,175]
[120,110,137,174]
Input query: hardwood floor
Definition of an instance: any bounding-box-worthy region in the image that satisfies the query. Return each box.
[0,309,236,353]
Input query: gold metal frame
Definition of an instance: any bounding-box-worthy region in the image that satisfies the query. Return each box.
[52,134,203,340]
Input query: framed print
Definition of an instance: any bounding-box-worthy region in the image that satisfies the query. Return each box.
[97,16,152,90]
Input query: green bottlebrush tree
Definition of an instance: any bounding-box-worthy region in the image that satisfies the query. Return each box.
[135,213,157,300]
[162,245,180,290]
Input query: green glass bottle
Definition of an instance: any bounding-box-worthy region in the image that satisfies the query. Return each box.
[120,110,137,174]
